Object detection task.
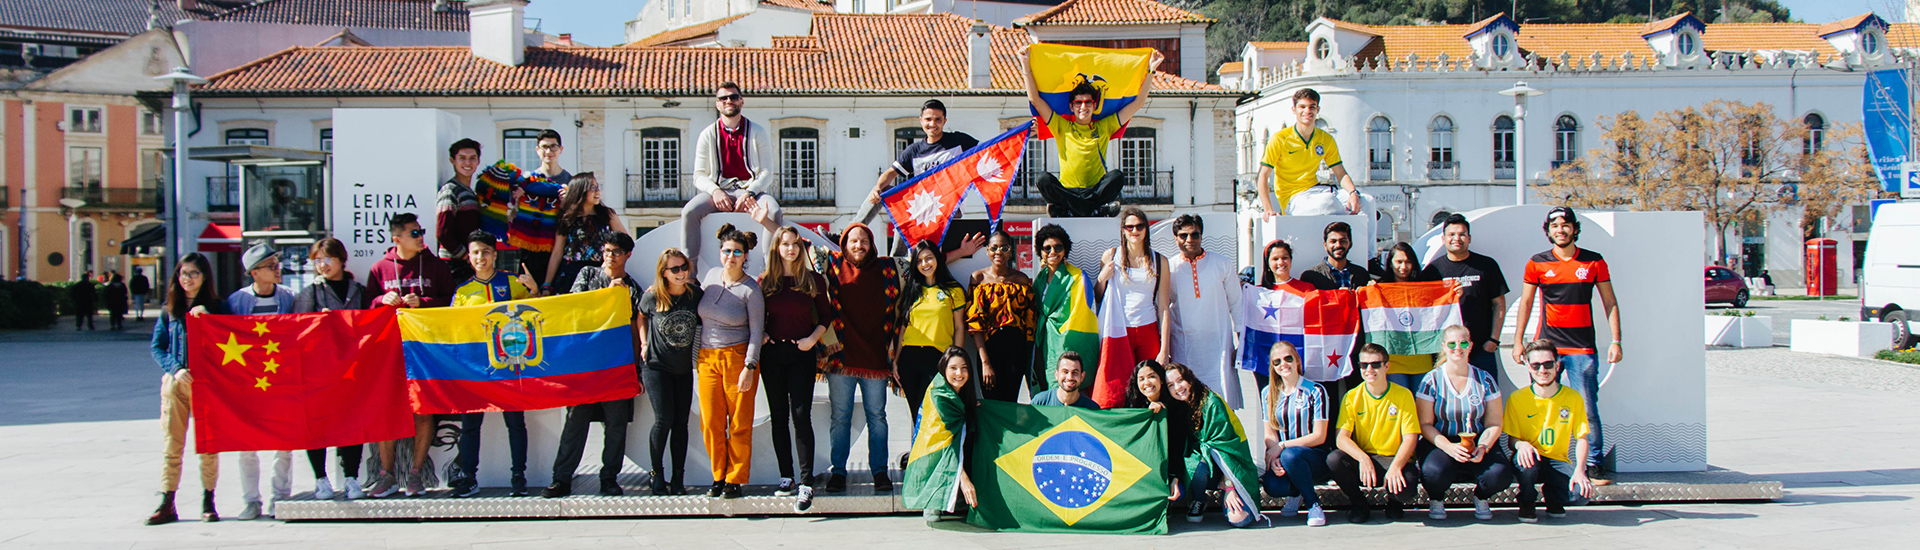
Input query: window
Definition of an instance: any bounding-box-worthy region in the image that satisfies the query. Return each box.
[1864,32,1881,56]
[894,127,926,159]
[1427,116,1456,180]
[1491,33,1512,59]
[140,149,166,188]
[1118,127,1158,200]
[68,107,101,133]
[638,127,681,203]
[779,127,821,199]
[1804,113,1826,156]
[77,221,95,275]
[1553,115,1579,168]
[1313,38,1330,60]
[222,129,268,207]
[852,0,865,13]
[667,0,674,18]
[1367,116,1392,181]
[1014,126,1047,202]
[1677,31,1697,56]
[68,147,102,188]
[502,128,541,170]
[141,110,161,135]
[225,128,268,145]
[319,128,332,152]
[685,0,692,18]
[1492,115,1516,179]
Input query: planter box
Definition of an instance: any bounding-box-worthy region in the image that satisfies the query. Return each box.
[1790,320,1893,357]
[1705,315,1772,347]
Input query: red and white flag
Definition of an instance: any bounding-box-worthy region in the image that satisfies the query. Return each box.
[881,121,1032,246]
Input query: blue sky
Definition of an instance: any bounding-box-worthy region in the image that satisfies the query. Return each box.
[527,0,1901,48]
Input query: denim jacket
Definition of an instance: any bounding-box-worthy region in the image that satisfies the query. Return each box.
[150,302,229,375]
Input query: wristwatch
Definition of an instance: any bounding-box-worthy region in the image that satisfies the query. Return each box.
[744,361,758,371]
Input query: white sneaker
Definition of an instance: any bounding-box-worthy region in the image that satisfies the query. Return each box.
[774,478,797,497]
[1306,504,1328,527]
[1473,497,1493,520]
[1428,501,1447,520]
[314,478,335,500]
[1279,496,1302,517]
[343,478,364,500]
[793,485,816,513]
[238,500,262,520]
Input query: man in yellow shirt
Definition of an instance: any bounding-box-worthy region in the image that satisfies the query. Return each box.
[1255,88,1361,216]
[1327,343,1421,523]
[1506,340,1598,522]
[1021,46,1163,218]
[447,230,539,497]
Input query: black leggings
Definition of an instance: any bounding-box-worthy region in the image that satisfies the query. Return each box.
[978,329,1032,402]
[1419,443,1515,500]
[898,345,944,426]
[306,445,365,480]
[761,342,818,481]
[643,367,694,485]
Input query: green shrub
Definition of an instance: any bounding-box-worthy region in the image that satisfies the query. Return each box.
[1875,348,1920,365]
[0,280,60,329]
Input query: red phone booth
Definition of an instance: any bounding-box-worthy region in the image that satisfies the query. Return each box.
[1805,238,1837,296]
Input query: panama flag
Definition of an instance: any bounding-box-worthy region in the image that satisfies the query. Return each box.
[1356,281,1463,356]
[881,121,1032,246]
[1238,280,1360,382]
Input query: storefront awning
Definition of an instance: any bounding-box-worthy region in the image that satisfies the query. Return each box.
[120,224,166,255]
[197,223,245,253]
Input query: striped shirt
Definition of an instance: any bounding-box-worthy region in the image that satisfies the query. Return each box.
[1523,248,1611,355]
[1264,379,1329,443]
[1414,368,1502,437]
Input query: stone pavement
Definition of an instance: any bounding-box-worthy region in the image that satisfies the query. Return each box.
[0,333,1913,549]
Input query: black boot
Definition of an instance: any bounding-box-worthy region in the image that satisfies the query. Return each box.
[200,490,219,522]
[145,491,178,525]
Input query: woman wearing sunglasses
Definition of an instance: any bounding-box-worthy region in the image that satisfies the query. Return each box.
[1093,206,1172,408]
[638,248,701,496]
[695,224,765,499]
[1259,341,1332,527]
[1032,224,1099,397]
[1413,325,1513,521]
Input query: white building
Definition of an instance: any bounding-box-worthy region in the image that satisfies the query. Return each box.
[1232,12,1908,290]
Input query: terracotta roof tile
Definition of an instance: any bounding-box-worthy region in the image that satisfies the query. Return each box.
[206,0,469,31]
[759,0,836,13]
[625,13,749,48]
[200,13,1226,96]
[1014,0,1213,27]
[1247,41,1306,50]
[0,0,246,36]
[1639,12,1696,35]
[1816,13,1877,37]
[1216,61,1242,74]
[770,35,821,49]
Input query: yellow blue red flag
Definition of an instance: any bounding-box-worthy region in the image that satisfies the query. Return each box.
[397,287,638,414]
[1028,43,1154,132]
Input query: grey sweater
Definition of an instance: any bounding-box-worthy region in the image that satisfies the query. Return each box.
[696,267,765,364]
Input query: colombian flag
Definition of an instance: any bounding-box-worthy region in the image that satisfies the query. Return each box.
[1027,43,1154,137]
[397,287,638,414]
[970,401,1169,534]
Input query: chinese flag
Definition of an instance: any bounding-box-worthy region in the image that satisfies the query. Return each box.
[881,121,1032,246]
[188,308,414,454]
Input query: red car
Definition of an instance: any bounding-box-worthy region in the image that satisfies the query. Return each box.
[1705,266,1750,307]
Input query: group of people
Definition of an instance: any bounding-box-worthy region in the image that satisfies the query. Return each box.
[68,267,152,330]
[143,78,1621,530]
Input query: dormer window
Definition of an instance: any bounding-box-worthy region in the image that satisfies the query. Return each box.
[1864,31,1882,56]
[1677,31,1697,56]
[1314,38,1330,60]
[1491,33,1512,59]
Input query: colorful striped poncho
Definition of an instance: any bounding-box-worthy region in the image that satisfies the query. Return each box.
[474,160,563,252]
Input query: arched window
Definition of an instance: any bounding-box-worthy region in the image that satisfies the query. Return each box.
[1491,34,1512,59]
[1492,115,1516,179]
[1367,116,1392,181]
[1677,31,1697,56]
[1803,113,1826,156]
[1428,115,1456,180]
[1864,32,1882,56]
[1553,115,1579,168]
[1313,38,1330,60]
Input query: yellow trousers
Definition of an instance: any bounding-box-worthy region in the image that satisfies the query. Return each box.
[697,344,755,484]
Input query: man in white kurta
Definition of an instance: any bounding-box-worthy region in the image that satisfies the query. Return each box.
[1167,215,1244,407]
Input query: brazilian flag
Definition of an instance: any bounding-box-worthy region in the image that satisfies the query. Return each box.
[903,377,967,512]
[968,401,1170,534]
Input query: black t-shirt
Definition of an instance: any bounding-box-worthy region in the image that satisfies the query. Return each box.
[639,286,705,375]
[1300,260,1371,290]
[893,132,980,179]
[1420,251,1510,347]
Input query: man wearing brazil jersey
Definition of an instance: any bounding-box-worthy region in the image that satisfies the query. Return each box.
[1511,206,1620,481]
[1254,88,1361,216]
[1506,341,1597,522]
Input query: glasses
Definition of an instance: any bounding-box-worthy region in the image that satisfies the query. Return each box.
[715,93,743,102]
[536,143,560,150]
[1527,360,1559,370]
[1039,244,1065,253]
[407,229,427,239]
[1070,99,1096,106]
[178,270,204,279]
[1122,223,1148,232]
[1443,341,1473,350]
[721,249,746,257]
[1175,232,1200,241]
[1268,356,1298,366]
[1358,361,1388,370]
[666,264,690,274]
[309,257,338,267]
[987,244,1011,252]
[603,248,627,257]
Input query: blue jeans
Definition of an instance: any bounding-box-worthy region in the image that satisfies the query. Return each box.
[827,373,889,477]
[457,411,527,486]
[1468,349,1503,388]
[1387,373,1422,391]
[1559,353,1605,465]
[1259,446,1330,507]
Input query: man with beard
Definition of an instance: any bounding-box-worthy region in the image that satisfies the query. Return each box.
[1512,206,1620,485]
[1028,352,1098,409]
[681,82,782,267]
[1300,221,1371,291]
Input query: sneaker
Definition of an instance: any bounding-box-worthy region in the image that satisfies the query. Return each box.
[1428,501,1447,520]
[541,483,571,499]
[314,479,335,500]
[404,467,425,497]
[1546,504,1567,518]
[1279,496,1302,517]
[794,485,816,513]
[706,483,725,498]
[453,482,480,498]
[237,501,262,521]
[824,473,847,493]
[923,508,943,523]
[1185,499,1206,523]
[1473,497,1493,520]
[722,483,743,499]
[510,475,529,497]
[872,472,894,493]
[1588,463,1614,486]
[343,479,364,500]
[1306,504,1327,527]
[1347,506,1371,524]
[1383,501,1404,520]
[1046,204,1069,218]
[774,478,797,497]
[1518,505,1539,523]
[369,471,399,498]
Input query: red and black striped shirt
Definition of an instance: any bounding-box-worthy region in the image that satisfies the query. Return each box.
[1524,248,1611,355]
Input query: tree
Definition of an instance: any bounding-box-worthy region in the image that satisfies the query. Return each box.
[1539,100,1879,264]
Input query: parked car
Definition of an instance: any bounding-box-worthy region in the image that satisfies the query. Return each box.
[1705,266,1749,307]
[1863,202,1920,349]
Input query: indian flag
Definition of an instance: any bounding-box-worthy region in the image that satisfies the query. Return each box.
[1356,281,1464,356]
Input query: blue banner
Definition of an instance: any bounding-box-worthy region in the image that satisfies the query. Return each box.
[1864,69,1909,193]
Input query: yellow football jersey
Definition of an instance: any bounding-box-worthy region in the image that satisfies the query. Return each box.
[1504,385,1591,463]
[1260,126,1343,213]
[1337,383,1420,457]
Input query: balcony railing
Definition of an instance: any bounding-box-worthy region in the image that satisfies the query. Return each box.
[778,171,836,207]
[206,176,239,212]
[1493,160,1516,180]
[1119,169,1174,204]
[63,187,159,210]
[1369,161,1392,182]
[624,172,694,208]
[1008,173,1045,206]
[1426,161,1459,181]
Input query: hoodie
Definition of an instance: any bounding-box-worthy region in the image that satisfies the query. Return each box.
[366,246,455,308]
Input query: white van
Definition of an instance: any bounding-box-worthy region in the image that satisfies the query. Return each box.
[1861,202,1920,349]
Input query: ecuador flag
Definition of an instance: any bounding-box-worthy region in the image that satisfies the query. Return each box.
[903,376,968,512]
[397,287,638,414]
[1035,263,1100,389]
[1027,43,1154,134]
[970,401,1169,534]
[1356,281,1463,356]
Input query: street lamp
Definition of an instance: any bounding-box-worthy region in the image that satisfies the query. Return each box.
[154,67,204,270]
[1499,82,1543,205]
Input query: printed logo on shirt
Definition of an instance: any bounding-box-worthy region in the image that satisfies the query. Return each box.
[1544,269,1557,278]
[1575,267,1590,281]
[1314,145,1325,155]
[1386,404,1400,417]
[1559,407,1571,419]
[1449,275,1481,288]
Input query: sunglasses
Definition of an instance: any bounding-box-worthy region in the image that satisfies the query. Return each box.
[1122,223,1148,232]
[1527,360,1559,370]
[408,229,426,238]
[1039,244,1065,253]
[987,244,1011,252]
[715,93,743,102]
[1269,356,1298,366]
[1070,99,1097,106]
[1175,232,1200,241]
[666,264,690,274]
[1443,341,1473,349]
[721,249,746,257]
[1358,361,1388,370]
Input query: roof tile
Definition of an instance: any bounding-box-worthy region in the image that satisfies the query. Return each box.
[206,0,470,31]
[1015,0,1214,27]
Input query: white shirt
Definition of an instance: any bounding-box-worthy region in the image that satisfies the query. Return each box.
[1169,252,1244,407]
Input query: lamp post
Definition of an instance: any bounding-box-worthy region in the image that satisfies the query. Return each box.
[154,67,204,271]
[1499,82,1543,205]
